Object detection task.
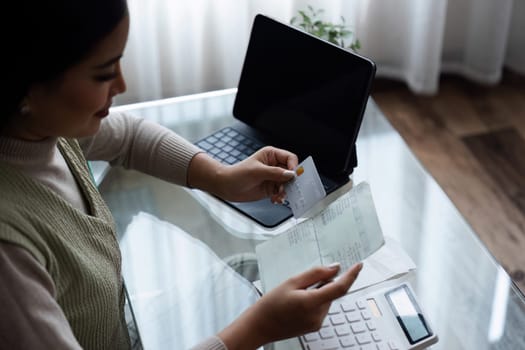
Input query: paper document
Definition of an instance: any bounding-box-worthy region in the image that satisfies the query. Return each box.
[348,236,416,292]
[256,182,385,292]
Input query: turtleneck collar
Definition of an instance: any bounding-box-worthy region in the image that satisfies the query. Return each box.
[0,136,59,163]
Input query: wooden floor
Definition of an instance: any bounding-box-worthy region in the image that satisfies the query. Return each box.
[371,70,525,293]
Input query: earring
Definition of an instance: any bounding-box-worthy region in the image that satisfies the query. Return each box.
[20,102,31,116]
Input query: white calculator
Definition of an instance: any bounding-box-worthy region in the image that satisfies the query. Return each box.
[299,282,438,350]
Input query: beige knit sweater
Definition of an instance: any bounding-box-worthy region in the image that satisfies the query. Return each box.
[0,113,227,350]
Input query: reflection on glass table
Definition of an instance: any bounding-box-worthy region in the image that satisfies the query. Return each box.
[98,89,525,350]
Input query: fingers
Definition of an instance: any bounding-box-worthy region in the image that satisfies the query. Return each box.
[287,263,342,289]
[256,146,299,170]
[313,263,363,303]
[261,165,295,183]
[271,147,299,170]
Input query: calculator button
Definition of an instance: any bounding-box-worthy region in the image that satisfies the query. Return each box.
[334,325,351,336]
[361,310,372,320]
[355,333,372,345]
[338,335,356,348]
[303,333,319,342]
[350,323,366,334]
[346,311,361,323]
[376,344,389,350]
[306,338,339,350]
[319,327,335,339]
[341,301,356,312]
[328,304,340,315]
[371,332,382,342]
[366,321,376,331]
[356,300,367,310]
[330,314,346,325]
[387,341,399,350]
[360,344,376,350]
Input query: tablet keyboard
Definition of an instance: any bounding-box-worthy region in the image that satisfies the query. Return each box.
[300,296,400,350]
[195,127,265,165]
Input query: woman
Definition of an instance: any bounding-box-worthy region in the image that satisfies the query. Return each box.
[0,1,362,349]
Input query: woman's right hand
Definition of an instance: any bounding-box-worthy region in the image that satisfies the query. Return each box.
[217,262,363,350]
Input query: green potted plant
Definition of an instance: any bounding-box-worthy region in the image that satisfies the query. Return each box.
[291,5,361,52]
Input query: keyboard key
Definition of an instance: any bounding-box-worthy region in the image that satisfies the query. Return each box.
[217,152,229,160]
[224,156,237,164]
[234,134,245,141]
[366,321,377,331]
[376,343,389,350]
[197,141,213,150]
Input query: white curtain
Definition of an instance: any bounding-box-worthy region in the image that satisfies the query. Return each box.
[116,0,525,105]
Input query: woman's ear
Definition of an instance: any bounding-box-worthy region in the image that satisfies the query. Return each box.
[20,99,31,116]
[20,102,31,115]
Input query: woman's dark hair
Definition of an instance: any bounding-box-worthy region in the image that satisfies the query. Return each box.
[1,0,128,131]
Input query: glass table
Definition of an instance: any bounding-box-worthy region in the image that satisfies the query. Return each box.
[97,89,525,350]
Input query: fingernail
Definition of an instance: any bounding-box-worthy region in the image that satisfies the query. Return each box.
[283,170,295,178]
[327,262,341,269]
[355,262,363,271]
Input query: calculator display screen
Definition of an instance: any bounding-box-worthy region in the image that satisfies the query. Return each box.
[385,285,432,344]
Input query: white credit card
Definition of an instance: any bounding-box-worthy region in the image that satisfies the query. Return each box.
[284,156,326,218]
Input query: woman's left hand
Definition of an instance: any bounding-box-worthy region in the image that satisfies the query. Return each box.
[188,146,298,203]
